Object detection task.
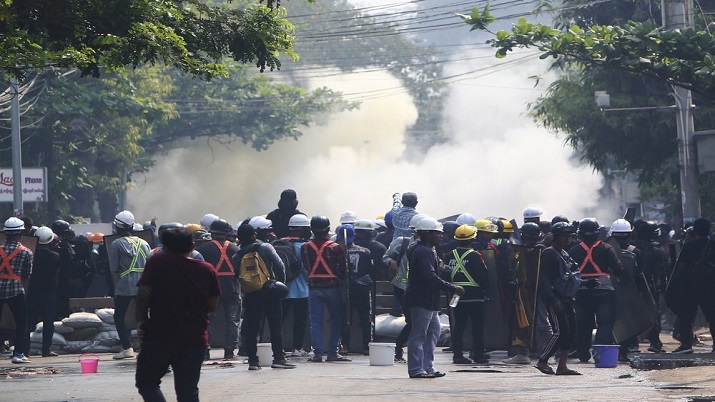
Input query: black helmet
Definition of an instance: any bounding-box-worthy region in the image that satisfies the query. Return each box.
[520,222,541,238]
[552,222,577,236]
[51,219,71,233]
[264,280,289,300]
[158,222,184,235]
[636,220,660,240]
[310,215,331,232]
[442,221,459,242]
[577,218,600,237]
[210,219,232,233]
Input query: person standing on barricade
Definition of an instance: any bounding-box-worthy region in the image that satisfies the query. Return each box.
[392,193,419,240]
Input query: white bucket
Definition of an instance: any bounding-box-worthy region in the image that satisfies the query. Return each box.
[369,342,395,366]
[257,343,273,364]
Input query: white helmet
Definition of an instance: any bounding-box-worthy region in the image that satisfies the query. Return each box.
[374,219,387,229]
[3,217,24,233]
[132,223,144,232]
[200,213,219,230]
[610,219,632,236]
[523,207,543,219]
[409,213,429,229]
[114,210,135,229]
[288,214,310,227]
[249,216,272,230]
[415,217,444,232]
[35,226,55,245]
[353,219,376,231]
[339,210,358,224]
[456,213,476,226]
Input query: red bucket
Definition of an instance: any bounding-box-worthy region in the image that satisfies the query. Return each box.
[79,353,100,374]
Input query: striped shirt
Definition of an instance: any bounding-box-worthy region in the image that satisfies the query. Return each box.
[0,240,33,299]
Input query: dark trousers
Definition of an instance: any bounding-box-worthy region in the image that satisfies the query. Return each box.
[341,294,372,351]
[243,289,284,365]
[114,295,134,349]
[0,294,28,356]
[452,301,485,359]
[574,290,615,359]
[674,279,715,347]
[646,288,663,347]
[539,301,576,362]
[26,292,57,354]
[282,297,308,350]
[135,340,205,402]
[394,287,412,357]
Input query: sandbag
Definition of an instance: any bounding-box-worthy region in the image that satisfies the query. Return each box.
[81,341,121,353]
[375,314,406,339]
[63,340,93,353]
[95,308,115,325]
[30,331,67,346]
[64,327,100,341]
[62,312,103,329]
[34,321,75,335]
[100,322,117,332]
[92,330,120,347]
[29,342,62,354]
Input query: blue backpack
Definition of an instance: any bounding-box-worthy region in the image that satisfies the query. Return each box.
[549,248,582,298]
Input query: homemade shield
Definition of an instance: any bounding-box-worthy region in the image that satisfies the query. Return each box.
[506,244,541,350]
[482,248,509,350]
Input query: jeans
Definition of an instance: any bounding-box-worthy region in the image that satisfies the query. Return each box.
[26,292,57,354]
[452,301,485,359]
[0,294,28,356]
[407,307,440,376]
[243,289,284,365]
[574,290,615,359]
[282,297,308,350]
[341,294,372,351]
[208,292,240,352]
[135,340,205,402]
[114,295,134,349]
[308,287,343,357]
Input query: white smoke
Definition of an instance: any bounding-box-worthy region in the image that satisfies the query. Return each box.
[128,46,609,227]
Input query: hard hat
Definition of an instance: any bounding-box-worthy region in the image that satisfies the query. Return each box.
[264,280,289,300]
[474,219,499,233]
[376,213,385,220]
[578,218,600,236]
[132,223,144,232]
[210,219,232,233]
[158,222,184,235]
[310,216,331,232]
[501,219,514,233]
[552,222,577,236]
[88,232,105,244]
[249,217,272,230]
[336,224,356,243]
[610,219,632,235]
[185,223,202,233]
[288,214,310,228]
[114,210,135,229]
[523,207,543,219]
[408,213,429,229]
[353,219,376,231]
[192,229,211,241]
[454,224,477,241]
[636,220,660,240]
[414,217,443,232]
[50,219,71,233]
[339,210,358,224]
[200,213,219,230]
[456,213,476,226]
[520,222,541,238]
[3,217,24,233]
[35,226,55,245]
[374,219,387,229]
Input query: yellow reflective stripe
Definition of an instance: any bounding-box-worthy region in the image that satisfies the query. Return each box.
[120,237,147,278]
[450,249,479,287]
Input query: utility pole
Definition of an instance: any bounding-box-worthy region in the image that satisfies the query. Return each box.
[663,0,700,226]
[10,77,23,216]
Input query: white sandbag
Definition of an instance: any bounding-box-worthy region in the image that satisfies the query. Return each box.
[374,314,406,339]
[29,342,62,354]
[64,327,101,341]
[95,308,115,325]
[81,341,121,353]
[93,330,120,347]
[100,322,117,332]
[63,340,93,353]
[30,331,68,346]
[62,312,102,329]
[34,321,74,335]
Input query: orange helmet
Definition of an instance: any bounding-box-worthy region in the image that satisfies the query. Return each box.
[186,223,202,233]
[88,232,105,243]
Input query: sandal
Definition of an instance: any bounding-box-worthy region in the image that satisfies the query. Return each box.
[555,369,582,375]
[431,371,446,377]
[534,362,555,375]
[409,372,435,379]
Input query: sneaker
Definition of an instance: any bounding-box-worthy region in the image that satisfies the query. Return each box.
[291,349,308,357]
[11,354,31,364]
[472,356,490,364]
[394,356,407,363]
[647,345,665,353]
[271,360,297,369]
[248,363,262,370]
[42,351,59,357]
[113,348,135,360]
[338,347,350,356]
[326,354,351,362]
[502,354,531,365]
[223,350,239,360]
[672,345,693,354]
[453,356,473,365]
[307,355,323,362]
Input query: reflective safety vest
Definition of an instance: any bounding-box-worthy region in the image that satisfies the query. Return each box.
[120,237,147,278]
[0,244,27,281]
[306,240,338,279]
[450,248,480,287]
[578,240,609,278]
[211,240,235,277]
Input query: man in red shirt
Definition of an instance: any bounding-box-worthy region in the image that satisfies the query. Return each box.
[134,228,220,402]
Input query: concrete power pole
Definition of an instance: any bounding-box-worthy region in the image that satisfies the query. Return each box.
[10,78,23,216]
[663,0,701,226]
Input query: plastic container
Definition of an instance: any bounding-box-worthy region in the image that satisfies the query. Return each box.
[592,345,619,368]
[79,353,100,374]
[368,342,395,366]
[449,294,460,308]
[256,343,273,364]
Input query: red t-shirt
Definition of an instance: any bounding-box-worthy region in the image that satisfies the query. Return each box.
[137,252,220,349]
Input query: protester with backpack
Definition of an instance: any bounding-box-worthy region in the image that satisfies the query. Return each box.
[534,222,581,376]
[272,214,311,357]
[232,223,294,370]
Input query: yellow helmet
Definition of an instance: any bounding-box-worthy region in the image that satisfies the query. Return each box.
[501,219,514,233]
[186,223,202,233]
[454,224,477,241]
[475,219,499,233]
